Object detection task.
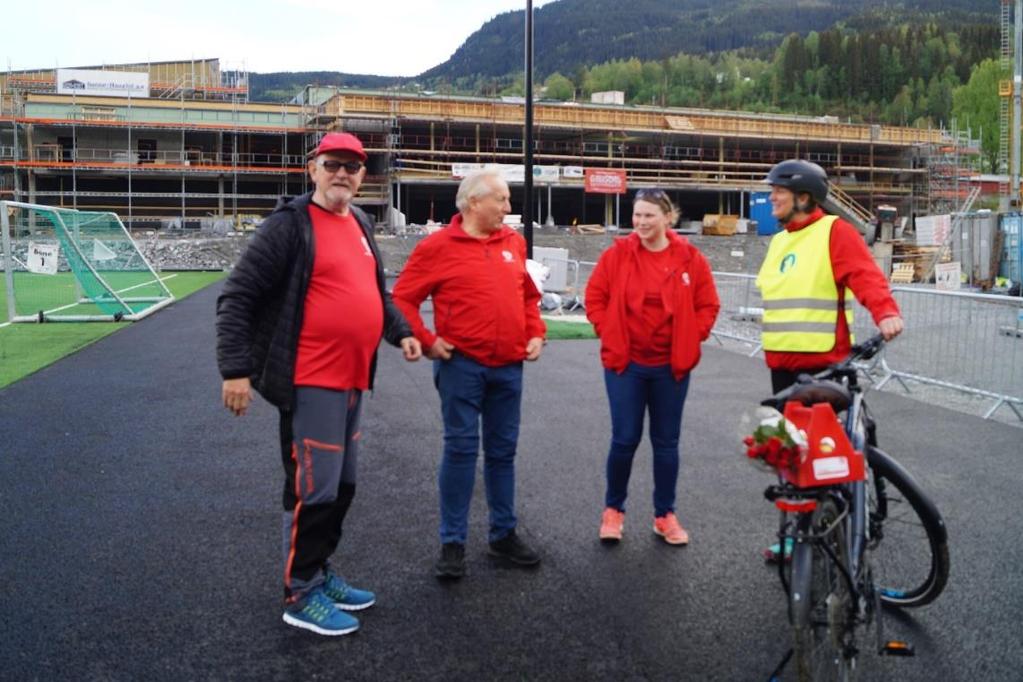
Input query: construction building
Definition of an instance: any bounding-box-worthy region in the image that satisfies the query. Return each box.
[1,58,979,232]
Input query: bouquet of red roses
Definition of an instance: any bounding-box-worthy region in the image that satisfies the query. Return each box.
[742,407,805,472]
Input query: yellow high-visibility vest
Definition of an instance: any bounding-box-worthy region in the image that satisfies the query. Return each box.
[756,215,853,352]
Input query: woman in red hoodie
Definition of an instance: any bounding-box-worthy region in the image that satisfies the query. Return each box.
[586,189,720,546]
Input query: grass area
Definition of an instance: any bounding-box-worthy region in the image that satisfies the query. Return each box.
[0,271,225,389]
[544,317,596,340]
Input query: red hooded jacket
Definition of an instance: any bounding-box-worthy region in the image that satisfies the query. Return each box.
[586,231,720,379]
[392,214,546,367]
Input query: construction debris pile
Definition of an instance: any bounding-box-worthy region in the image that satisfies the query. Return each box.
[138,235,249,271]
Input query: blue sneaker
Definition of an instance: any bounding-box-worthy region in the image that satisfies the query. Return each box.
[323,571,376,611]
[763,537,795,564]
[282,588,359,636]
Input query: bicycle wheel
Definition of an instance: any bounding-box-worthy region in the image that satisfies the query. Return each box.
[790,498,855,681]
[866,447,950,607]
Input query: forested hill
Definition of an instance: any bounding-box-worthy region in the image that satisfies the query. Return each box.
[248,72,400,103]
[421,0,998,82]
[249,0,998,100]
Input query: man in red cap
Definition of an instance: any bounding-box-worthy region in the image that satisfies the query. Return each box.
[217,131,422,635]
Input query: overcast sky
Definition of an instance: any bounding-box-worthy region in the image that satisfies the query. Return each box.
[5,0,559,76]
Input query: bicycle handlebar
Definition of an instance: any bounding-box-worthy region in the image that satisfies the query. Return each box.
[848,333,886,363]
[760,333,887,409]
[807,332,886,380]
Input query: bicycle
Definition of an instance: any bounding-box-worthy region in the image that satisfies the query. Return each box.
[751,334,950,681]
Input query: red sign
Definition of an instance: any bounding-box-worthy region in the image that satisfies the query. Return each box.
[584,168,627,194]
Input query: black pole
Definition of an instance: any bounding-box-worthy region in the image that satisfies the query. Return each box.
[523,0,534,258]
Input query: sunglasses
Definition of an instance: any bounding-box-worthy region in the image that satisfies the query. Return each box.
[317,159,363,174]
[635,188,669,201]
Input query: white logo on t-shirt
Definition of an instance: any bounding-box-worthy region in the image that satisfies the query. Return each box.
[681,272,691,286]
[501,250,514,263]
[360,236,373,257]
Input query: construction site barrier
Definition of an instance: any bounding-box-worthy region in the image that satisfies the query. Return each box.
[706,272,1022,422]
[874,287,1023,421]
[388,245,1022,421]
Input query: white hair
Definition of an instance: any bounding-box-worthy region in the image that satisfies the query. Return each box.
[456,168,506,212]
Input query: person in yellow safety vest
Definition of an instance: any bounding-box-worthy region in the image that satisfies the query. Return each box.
[756,160,904,395]
[756,159,904,563]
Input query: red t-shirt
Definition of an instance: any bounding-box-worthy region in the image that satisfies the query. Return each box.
[294,205,383,390]
[627,245,673,366]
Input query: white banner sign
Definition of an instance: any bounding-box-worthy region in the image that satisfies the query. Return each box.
[26,241,60,275]
[57,68,150,97]
[451,163,562,184]
[532,166,559,184]
[935,261,962,291]
[451,163,483,178]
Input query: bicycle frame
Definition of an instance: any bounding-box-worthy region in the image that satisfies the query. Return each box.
[764,341,883,677]
[762,335,947,679]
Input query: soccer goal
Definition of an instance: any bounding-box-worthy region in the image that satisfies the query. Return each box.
[1,201,174,323]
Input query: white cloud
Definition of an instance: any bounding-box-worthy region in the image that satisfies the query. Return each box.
[5,0,559,76]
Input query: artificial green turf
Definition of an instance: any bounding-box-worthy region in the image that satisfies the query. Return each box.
[0,271,225,389]
[543,318,596,340]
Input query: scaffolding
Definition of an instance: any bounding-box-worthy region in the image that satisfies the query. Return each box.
[1000,0,1013,200]
[1,90,307,228]
[1,59,249,103]
[0,62,958,231]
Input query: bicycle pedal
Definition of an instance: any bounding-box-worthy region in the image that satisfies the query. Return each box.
[881,640,915,657]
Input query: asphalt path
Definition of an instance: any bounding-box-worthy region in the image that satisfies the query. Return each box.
[1,282,1020,681]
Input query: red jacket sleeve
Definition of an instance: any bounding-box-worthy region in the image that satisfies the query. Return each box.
[584,249,613,337]
[520,239,546,340]
[689,249,721,340]
[391,240,440,349]
[830,220,901,324]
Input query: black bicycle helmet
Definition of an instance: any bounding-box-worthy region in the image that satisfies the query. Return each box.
[765,160,829,204]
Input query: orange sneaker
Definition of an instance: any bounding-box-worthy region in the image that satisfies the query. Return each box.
[599,507,625,543]
[653,512,690,545]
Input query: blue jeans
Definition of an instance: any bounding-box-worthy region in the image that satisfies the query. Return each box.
[434,353,523,544]
[603,362,691,518]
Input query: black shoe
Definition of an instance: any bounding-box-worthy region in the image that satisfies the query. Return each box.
[488,530,541,567]
[434,542,466,579]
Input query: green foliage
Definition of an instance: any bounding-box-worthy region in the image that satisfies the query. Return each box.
[952,58,1002,172]
[564,21,994,127]
[543,72,575,100]
[543,319,596,340]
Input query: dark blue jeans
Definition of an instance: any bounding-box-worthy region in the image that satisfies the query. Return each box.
[603,362,691,518]
[434,353,523,544]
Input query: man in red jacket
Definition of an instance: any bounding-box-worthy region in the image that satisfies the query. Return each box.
[393,169,546,579]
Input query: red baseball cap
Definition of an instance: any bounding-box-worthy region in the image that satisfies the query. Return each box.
[308,132,367,161]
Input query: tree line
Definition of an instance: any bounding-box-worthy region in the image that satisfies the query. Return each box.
[523,23,1002,170]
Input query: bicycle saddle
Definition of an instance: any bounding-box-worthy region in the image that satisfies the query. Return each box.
[763,379,852,413]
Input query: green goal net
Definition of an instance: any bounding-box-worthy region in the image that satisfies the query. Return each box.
[1,201,174,323]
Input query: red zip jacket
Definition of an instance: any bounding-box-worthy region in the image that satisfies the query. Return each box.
[586,231,720,380]
[392,214,546,367]
[764,207,901,371]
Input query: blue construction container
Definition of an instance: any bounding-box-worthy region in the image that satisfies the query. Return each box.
[750,192,779,235]
[1000,213,1022,285]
